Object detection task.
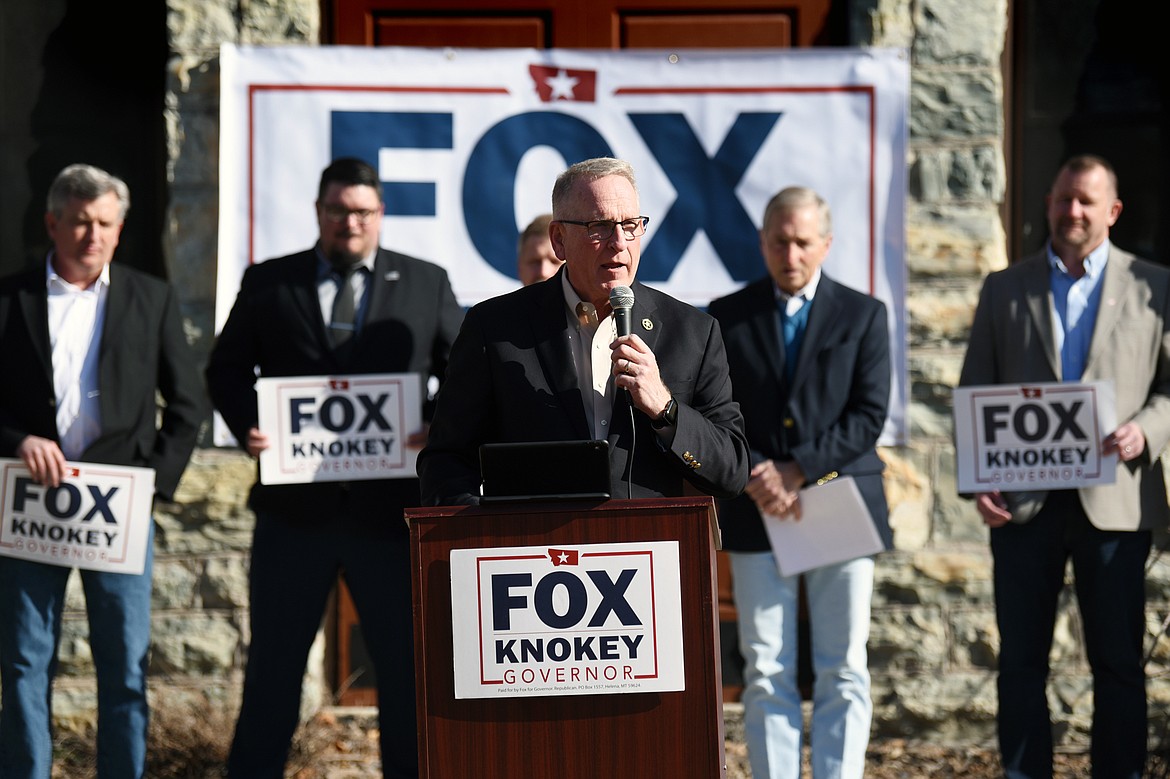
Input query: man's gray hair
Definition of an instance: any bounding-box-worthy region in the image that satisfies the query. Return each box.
[551,157,638,216]
[46,164,130,221]
[762,186,832,238]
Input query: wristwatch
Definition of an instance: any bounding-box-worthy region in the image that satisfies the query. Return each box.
[650,397,678,429]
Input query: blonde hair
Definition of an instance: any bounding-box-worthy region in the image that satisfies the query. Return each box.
[518,213,553,252]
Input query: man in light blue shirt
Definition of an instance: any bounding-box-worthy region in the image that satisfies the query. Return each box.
[960,154,1170,779]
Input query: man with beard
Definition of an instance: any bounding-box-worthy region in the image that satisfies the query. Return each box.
[207,157,463,778]
[959,154,1170,779]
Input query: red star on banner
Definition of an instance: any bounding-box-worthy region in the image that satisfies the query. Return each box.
[1021,386,1043,398]
[548,548,579,566]
[529,64,597,102]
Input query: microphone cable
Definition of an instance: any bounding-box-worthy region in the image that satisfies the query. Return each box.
[623,400,634,499]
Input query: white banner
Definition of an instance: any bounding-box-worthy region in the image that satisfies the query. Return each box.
[450,541,684,699]
[0,459,156,575]
[953,381,1118,493]
[218,44,909,443]
[256,373,421,484]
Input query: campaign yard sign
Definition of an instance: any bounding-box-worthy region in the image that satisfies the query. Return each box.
[450,541,685,699]
[256,373,421,484]
[953,381,1118,493]
[0,459,156,575]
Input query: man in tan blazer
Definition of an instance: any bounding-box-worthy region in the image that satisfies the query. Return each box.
[959,154,1170,779]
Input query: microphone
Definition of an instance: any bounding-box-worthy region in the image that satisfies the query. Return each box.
[609,284,636,498]
[610,285,634,338]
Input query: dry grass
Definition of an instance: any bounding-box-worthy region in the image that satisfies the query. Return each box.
[50,699,377,779]
[53,697,1170,778]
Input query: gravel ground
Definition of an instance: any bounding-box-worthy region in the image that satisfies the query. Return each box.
[279,711,1099,779]
[51,706,1107,778]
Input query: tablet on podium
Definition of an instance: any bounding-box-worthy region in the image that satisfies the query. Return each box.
[478,439,610,503]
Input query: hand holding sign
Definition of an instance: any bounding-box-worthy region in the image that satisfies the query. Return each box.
[14,435,68,488]
[0,459,156,574]
[1103,421,1146,463]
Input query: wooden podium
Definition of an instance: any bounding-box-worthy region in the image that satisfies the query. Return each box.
[406,497,726,778]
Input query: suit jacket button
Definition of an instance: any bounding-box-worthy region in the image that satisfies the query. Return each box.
[783,418,795,428]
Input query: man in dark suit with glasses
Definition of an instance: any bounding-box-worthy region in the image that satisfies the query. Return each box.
[419,155,748,505]
[207,156,463,779]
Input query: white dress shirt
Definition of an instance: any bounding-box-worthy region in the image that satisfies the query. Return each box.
[46,256,109,460]
[562,273,617,440]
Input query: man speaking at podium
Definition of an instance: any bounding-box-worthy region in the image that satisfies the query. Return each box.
[419,157,749,504]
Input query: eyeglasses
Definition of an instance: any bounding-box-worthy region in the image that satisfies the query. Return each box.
[557,216,650,243]
[321,205,381,225]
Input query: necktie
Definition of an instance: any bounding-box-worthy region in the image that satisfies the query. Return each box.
[782,295,808,383]
[330,264,360,349]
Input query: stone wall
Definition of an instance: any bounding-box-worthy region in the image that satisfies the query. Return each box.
[46,0,1170,752]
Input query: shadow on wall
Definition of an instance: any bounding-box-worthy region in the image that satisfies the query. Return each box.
[16,0,167,280]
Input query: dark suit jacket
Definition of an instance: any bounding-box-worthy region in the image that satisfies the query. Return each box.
[0,263,204,500]
[417,269,750,505]
[708,274,892,552]
[205,246,463,522]
[958,247,1170,531]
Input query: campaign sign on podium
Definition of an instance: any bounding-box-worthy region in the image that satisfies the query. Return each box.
[0,458,156,574]
[256,373,421,484]
[450,541,685,699]
[408,498,726,778]
[953,380,1117,492]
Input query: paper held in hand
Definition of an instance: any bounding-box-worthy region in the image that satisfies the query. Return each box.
[952,380,1117,493]
[762,475,883,577]
[256,373,422,485]
[0,458,156,575]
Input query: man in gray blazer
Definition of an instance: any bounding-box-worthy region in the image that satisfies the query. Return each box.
[419,156,749,505]
[0,163,204,778]
[959,154,1170,779]
[206,157,463,778]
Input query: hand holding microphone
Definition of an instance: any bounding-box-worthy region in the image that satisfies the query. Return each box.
[609,285,673,421]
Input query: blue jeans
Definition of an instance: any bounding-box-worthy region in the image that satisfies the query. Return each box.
[730,551,874,779]
[991,489,1149,779]
[227,509,417,779]
[0,531,154,779]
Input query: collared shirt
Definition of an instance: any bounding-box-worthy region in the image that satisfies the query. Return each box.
[1048,239,1109,381]
[773,267,821,315]
[562,273,616,440]
[46,254,110,460]
[316,245,376,336]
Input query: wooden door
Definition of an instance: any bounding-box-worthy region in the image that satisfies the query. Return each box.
[330,0,838,49]
[325,0,838,706]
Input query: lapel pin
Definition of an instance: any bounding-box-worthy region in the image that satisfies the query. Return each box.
[384,271,401,281]
[641,318,654,331]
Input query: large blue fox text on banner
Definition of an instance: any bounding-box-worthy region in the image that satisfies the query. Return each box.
[217,44,909,444]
